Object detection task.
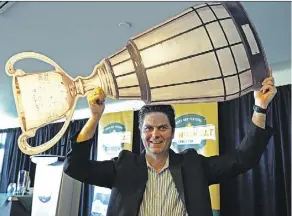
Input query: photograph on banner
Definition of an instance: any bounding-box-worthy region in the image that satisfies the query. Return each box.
[91,110,134,216]
[172,103,220,216]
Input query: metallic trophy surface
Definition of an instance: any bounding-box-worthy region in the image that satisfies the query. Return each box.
[5,2,269,155]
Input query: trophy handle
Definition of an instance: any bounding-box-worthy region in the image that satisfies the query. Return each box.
[5,52,63,76]
[17,105,76,156]
[5,52,76,155]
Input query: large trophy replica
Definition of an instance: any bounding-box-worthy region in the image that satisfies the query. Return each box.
[5,2,269,155]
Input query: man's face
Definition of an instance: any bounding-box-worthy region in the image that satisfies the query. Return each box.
[141,112,174,156]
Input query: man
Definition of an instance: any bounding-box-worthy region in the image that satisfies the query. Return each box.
[63,70,277,216]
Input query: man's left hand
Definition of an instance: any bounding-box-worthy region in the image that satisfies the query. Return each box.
[254,68,277,109]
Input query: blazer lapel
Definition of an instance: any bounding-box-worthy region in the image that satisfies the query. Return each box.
[169,149,186,208]
[136,151,148,203]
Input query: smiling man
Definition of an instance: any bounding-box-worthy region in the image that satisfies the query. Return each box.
[63,71,276,216]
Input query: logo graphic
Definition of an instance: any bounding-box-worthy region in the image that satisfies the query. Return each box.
[99,122,131,155]
[38,194,52,203]
[172,114,216,152]
[38,188,52,203]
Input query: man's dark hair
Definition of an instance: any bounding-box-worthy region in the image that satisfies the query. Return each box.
[138,104,176,133]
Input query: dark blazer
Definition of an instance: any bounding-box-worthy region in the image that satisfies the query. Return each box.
[63,123,273,216]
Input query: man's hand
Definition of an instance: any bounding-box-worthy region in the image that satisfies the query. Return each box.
[252,68,277,129]
[77,87,106,142]
[87,87,106,119]
[254,68,277,109]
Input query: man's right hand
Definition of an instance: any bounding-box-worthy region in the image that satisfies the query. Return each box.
[76,87,106,143]
[87,87,106,120]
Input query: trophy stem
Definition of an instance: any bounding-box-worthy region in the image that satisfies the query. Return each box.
[75,62,118,99]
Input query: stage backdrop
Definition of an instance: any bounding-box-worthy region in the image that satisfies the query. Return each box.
[172,103,220,216]
[91,110,134,216]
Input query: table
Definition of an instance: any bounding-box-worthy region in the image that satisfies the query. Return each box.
[0,193,32,216]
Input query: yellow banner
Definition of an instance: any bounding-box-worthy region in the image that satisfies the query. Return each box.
[97,110,134,161]
[92,110,134,216]
[172,103,220,215]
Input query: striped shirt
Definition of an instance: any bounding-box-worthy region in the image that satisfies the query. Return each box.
[138,156,188,216]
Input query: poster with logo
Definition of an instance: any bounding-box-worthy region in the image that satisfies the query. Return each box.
[91,110,134,216]
[172,103,220,216]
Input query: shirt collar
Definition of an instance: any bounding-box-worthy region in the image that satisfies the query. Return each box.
[145,155,169,173]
